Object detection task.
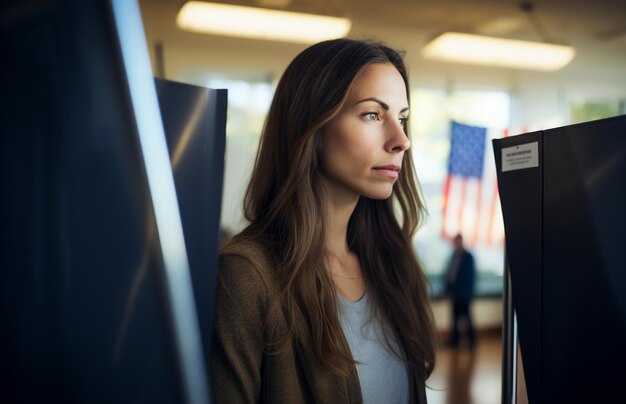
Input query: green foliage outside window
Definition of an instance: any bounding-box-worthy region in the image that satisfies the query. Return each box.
[570,100,621,123]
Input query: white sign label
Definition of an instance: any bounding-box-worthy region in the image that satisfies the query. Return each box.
[502,142,539,172]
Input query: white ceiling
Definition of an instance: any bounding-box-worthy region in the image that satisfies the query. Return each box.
[218,0,626,44]
[142,0,626,74]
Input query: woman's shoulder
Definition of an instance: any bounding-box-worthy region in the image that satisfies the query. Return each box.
[221,238,270,266]
[218,238,276,298]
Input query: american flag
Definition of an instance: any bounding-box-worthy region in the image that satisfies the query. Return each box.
[441,121,506,247]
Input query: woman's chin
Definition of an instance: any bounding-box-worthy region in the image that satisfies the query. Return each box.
[363,187,394,200]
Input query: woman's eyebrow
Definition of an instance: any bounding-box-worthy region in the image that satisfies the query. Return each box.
[354,97,409,113]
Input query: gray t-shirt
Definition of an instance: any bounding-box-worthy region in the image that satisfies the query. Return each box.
[338,293,409,404]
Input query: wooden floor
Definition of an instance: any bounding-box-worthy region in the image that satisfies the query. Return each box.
[426,332,503,404]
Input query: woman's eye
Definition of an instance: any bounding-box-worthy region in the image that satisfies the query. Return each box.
[363,112,379,121]
[399,117,408,125]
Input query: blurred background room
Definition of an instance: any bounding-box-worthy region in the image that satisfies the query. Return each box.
[137,1,626,403]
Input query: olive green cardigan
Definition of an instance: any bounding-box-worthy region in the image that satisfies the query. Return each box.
[210,240,427,403]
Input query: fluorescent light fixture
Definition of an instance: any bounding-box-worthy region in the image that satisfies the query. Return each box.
[176,1,351,44]
[422,32,575,71]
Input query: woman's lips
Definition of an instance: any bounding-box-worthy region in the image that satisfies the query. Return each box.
[372,165,401,179]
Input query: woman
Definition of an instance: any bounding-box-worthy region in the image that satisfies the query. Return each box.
[211,38,436,403]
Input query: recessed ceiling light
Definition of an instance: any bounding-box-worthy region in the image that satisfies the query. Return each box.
[176,1,351,44]
[422,32,575,71]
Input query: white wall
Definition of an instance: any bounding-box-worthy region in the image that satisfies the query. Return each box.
[221,143,256,232]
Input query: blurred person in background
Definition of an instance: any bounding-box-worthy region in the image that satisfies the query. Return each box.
[444,233,476,349]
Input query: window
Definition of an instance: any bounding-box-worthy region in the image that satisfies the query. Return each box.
[569,99,623,124]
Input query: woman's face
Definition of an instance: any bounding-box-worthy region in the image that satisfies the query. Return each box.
[319,62,410,202]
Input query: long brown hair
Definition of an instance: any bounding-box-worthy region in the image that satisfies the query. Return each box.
[235,38,436,379]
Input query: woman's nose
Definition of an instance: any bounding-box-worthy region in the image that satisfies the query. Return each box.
[386,120,411,152]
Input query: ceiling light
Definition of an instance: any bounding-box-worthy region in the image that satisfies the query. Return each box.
[422,32,575,71]
[176,1,351,44]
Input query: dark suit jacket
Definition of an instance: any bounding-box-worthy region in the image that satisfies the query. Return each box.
[445,249,475,302]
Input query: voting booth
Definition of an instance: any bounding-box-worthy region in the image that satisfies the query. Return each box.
[0,1,226,402]
[494,115,626,403]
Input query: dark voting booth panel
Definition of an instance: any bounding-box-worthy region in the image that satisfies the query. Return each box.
[494,115,626,403]
[155,77,227,371]
[0,1,225,402]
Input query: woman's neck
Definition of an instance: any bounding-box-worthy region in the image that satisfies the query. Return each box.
[320,185,366,301]
[322,188,358,256]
